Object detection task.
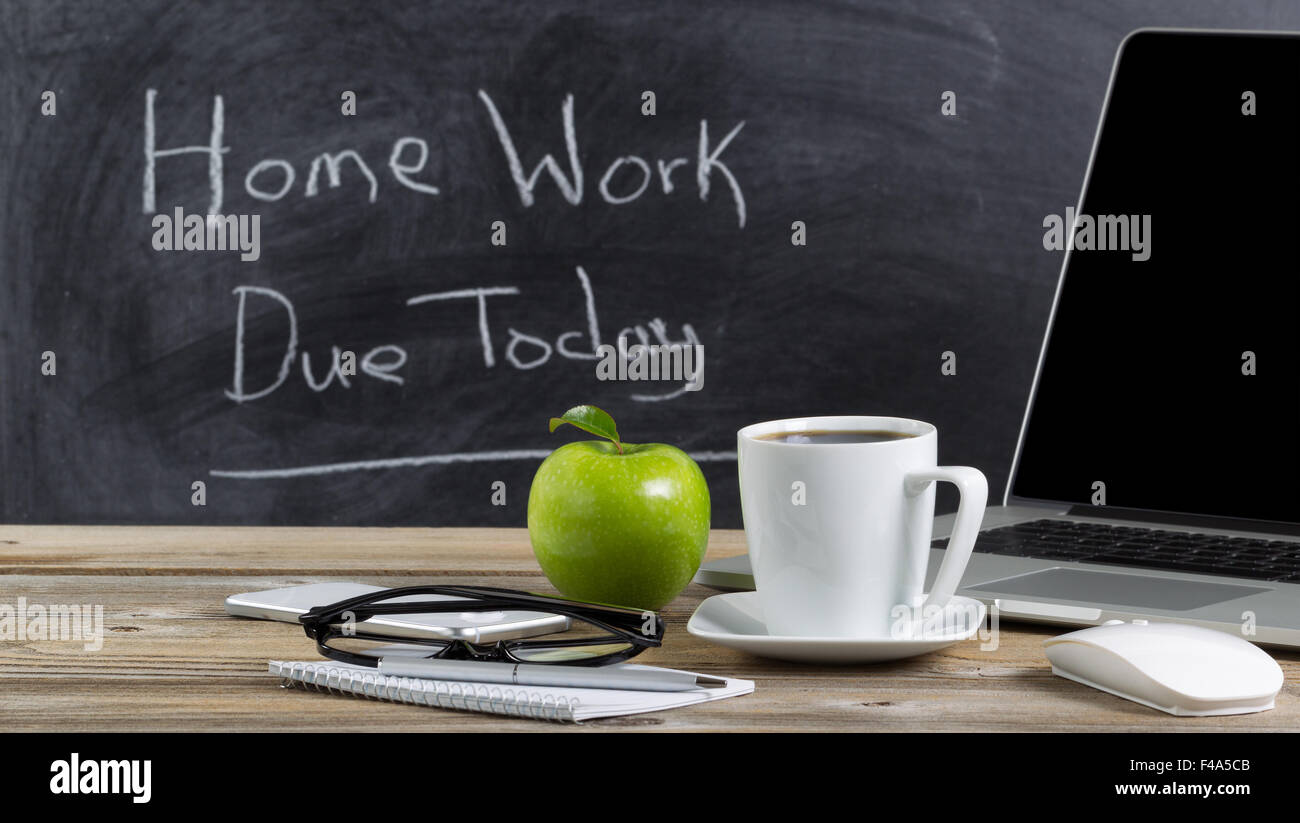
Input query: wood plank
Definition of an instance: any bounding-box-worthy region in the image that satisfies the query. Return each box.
[2,528,1298,731]
[0,526,748,575]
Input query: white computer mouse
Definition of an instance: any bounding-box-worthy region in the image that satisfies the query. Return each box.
[1043,620,1284,716]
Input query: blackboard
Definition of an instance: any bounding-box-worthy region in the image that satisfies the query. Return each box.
[4,1,1297,527]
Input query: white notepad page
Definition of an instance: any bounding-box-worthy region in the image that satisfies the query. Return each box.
[270,660,754,722]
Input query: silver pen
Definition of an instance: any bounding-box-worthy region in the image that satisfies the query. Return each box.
[377,657,726,692]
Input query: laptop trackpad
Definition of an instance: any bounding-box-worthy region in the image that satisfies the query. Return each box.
[966,568,1268,612]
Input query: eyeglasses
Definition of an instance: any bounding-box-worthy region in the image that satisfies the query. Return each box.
[298,585,664,668]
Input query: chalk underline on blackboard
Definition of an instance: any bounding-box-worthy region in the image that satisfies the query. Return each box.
[209,449,739,480]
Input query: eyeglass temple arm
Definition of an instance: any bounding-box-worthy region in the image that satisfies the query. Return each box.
[298,586,663,643]
[300,584,648,622]
[305,600,661,645]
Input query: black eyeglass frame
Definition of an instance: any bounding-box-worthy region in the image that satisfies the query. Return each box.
[298,584,665,668]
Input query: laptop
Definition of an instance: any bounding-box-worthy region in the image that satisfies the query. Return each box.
[695,28,1300,647]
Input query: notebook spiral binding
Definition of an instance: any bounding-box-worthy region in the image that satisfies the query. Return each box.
[274,661,580,722]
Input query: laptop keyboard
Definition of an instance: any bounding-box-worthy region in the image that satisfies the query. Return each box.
[941,518,1300,583]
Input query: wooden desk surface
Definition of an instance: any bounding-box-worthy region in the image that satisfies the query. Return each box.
[2,525,1297,732]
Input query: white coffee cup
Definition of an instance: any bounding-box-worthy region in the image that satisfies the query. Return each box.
[737,416,987,638]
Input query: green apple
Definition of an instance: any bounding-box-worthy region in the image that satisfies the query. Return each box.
[527,405,711,610]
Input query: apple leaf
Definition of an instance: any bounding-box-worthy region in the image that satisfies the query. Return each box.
[549,405,622,454]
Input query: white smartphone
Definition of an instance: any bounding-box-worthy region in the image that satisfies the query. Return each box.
[224,583,569,644]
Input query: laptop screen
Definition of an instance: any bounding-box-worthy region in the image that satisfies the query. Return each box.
[1011,30,1300,525]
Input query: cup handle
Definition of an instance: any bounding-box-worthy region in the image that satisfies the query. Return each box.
[904,466,988,610]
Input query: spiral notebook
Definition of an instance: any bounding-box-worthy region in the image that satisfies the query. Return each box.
[270,660,753,723]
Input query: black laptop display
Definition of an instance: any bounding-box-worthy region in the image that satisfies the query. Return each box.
[1011,31,1300,526]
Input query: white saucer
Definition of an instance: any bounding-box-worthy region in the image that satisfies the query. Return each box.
[687,591,986,664]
